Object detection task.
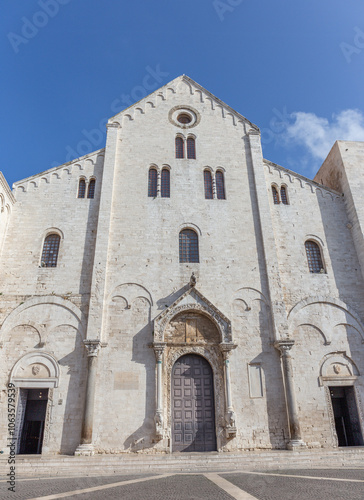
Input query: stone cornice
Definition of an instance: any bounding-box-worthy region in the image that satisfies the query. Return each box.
[12,148,106,187]
[263,159,342,197]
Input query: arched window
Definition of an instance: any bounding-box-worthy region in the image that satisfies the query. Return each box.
[280,186,288,205]
[179,229,199,263]
[187,137,196,159]
[148,168,158,197]
[175,137,184,159]
[161,168,170,198]
[41,234,61,268]
[204,170,213,199]
[305,240,324,273]
[78,179,86,198]
[87,179,96,199]
[272,186,279,204]
[216,171,225,200]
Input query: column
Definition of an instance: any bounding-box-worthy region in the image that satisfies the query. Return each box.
[153,342,166,439]
[275,340,306,449]
[220,343,237,438]
[75,340,102,456]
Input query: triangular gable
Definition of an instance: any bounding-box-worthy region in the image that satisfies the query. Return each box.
[154,284,232,343]
[109,74,259,132]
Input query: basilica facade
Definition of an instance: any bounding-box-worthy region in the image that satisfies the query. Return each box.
[1,76,364,456]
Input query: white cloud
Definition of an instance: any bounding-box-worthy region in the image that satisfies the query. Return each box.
[285,109,364,160]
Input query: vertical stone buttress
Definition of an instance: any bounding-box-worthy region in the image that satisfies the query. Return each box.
[75,122,121,455]
[247,130,306,449]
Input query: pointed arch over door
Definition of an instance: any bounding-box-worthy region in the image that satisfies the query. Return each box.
[172,354,216,452]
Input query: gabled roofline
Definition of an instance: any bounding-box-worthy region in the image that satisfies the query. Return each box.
[0,172,16,204]
[12,148,105,187]
[109,74,260,132]
[263,158,342,196]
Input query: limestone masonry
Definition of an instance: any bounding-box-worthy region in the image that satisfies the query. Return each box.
[1,76,363,456]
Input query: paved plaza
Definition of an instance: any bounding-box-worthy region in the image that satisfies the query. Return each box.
[1,469,364,500]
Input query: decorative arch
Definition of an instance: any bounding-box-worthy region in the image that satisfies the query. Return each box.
[107,282,153,308]
[288,296,364,344]
[10,351,60,388]
[319,351,360,386]
[0,295,86,342]
[154,286,232,343]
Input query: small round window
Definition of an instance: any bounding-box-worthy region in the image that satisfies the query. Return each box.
[177,113,192,124]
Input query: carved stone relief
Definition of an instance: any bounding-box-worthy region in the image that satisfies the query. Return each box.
[164,312,220,344]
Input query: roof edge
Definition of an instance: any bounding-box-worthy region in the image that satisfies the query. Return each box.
[109,74,260,132]
[13,148,105,186]
[0,172,16,203]
[263,158,342,196]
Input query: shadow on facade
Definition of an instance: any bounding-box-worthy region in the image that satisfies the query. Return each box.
[57,329,87,454]
[123,306,156,452]
[245,137,289,449]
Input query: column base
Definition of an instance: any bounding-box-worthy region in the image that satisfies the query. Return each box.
[74,443,95,456]
[287,439,307,450]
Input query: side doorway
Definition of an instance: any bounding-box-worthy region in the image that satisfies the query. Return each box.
[17,389,49,454]
[329,386,364,447]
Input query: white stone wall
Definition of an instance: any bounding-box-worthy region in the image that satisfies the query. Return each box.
[0,77,363,455]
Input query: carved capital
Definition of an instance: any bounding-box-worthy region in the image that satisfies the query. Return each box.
[153,342,166,362]
[83,340,102,357]
[219,342,237,360]
[274,339,295,357]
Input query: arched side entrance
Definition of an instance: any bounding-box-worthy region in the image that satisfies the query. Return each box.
[172,354,216,452]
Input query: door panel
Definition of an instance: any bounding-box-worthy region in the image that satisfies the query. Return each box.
[172,354,216,452]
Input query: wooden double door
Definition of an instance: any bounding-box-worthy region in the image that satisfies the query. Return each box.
[172,354,217,452]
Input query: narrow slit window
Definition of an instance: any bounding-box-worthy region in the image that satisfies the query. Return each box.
[78,179,86,198]
[272,186,279,204]
[161,169,170,198]
[216,171,225,200]
[179,229,199,263]
[187,137,196,159]
[204,170,213,199]
[148,168,158,197]
[305,240,324,273]
[87,179,96,199]
[41,234,61,268]
[175,137,184,159]
[280,186,288,205]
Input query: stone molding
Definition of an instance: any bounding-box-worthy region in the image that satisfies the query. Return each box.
[154,286,232,343]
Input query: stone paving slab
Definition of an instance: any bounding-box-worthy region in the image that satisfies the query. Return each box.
[221,472,364,500]
[0,474,154,500]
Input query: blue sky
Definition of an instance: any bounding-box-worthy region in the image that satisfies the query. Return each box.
[1,0,364,186]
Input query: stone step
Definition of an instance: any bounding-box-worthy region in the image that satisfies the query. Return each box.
[1,448,364,477]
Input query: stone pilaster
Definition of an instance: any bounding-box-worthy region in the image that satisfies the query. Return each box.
[220,342,237,438]
[75,340,102,456]
[153,342,166,439]
[275,340,306,449]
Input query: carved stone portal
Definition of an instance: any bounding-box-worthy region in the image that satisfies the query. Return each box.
[153,285,236,450]
[164,312,220,344]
